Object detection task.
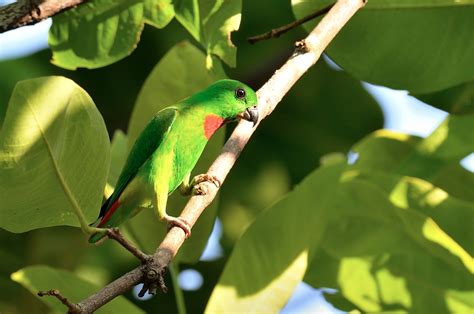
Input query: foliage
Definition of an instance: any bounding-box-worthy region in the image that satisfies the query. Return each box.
[0,0,472,313]
[208,115,474,312]
[293,0,474,93]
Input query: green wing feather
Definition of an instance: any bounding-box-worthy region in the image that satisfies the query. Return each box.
[97,108,178,220]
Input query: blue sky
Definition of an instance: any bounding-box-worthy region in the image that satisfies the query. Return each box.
[1,13,472,313]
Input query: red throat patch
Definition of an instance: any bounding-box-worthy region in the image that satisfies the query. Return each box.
[204,115,226,139]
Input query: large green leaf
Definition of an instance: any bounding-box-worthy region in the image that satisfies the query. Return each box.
[292,0,474,93]
[206,161,345,312]
[0,77,110,232]
[49,0,174,69]
[174,0,242,67]
[125,41,226,263]
[413,80,474,114]
[208,113,474,312]
[11,265,144,313]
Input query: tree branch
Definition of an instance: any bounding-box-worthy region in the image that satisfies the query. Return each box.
[0,0,88,33]
[38,289,81,313]
[105,228,152,264]
[51,0,367,311]
[247,2,335,44]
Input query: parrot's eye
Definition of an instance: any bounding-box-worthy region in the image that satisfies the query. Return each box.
[235,88,246,99]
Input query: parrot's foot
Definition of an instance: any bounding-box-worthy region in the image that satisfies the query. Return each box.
[191,174,221,195]
[164,215,191,238]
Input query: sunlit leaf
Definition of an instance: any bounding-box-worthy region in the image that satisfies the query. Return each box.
[11,265,144,313]
[174,0,242,67]
[292,0,474,93]
[352,115,474,202]
[206,162,345,312]
[49,0,174,69]
[174,0,201,41]
[0,77,109,232]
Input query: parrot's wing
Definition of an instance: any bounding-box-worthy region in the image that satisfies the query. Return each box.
[97,108,178,219]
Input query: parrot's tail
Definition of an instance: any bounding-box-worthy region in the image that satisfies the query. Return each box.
[88,230,106,244]
[88,199,121,244]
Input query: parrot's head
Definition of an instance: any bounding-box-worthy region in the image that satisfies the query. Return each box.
[200,79,259,127]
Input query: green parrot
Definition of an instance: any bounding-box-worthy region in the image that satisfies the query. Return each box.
[88,79,258,243]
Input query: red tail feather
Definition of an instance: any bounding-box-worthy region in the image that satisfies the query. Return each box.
[97,199,121,228]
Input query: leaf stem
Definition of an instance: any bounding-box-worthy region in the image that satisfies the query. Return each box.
[169,263,187,314]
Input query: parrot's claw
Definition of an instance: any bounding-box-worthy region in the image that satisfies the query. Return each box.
[191,174,221,195]
[164,215,192,238]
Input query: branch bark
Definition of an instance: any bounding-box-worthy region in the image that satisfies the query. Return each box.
[0,0,88,33]
[67,0,368,311]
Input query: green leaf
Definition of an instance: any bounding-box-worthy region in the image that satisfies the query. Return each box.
[0,77,110,232]
[413,80,474,114]
[174,0,242,67]
[292,0,474,93]
[209,113,474,312]
[11,265,144,313]
[311,176,474,313]
[202,0,242,67]
[206,162,345,312]
[125,41,226,263]
[49,0,174,69]
[174,0,201,41]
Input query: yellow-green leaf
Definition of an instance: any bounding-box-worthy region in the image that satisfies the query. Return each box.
[49,0,174,69]
[0,77,109,232]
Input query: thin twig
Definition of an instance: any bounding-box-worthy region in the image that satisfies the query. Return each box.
[105,228,151,264]
[37,289,81,313]
[44,0,367,312]
[247,2,335,44]
[0,0,88,33]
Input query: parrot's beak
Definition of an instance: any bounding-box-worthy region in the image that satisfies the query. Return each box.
[239,105,259,127]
